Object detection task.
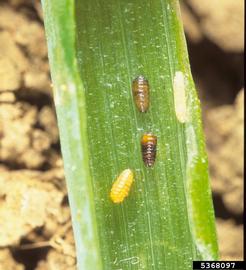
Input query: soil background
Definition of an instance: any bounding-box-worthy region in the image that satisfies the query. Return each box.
[0,0,244,269]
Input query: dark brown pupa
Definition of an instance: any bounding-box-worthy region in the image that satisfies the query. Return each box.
[132,75,149,112]
[141,133,157,167]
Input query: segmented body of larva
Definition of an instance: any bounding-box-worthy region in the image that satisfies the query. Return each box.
[110,169,134,203]
[132,75,149,112]
[141,133,157,167]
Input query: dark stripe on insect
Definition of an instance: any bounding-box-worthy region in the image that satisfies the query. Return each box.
[141,133,157,167]
[132,75,149,112]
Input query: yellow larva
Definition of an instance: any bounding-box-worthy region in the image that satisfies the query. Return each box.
[173,71,188,123]
[110,169,134,203]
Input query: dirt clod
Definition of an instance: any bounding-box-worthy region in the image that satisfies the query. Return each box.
[205,90,244,214]
[216,219,243,260]
[0,170,64,247]
[0,249,24,270]
[38,106,59,144]
[183,0,244,52]
[0,31,27,92]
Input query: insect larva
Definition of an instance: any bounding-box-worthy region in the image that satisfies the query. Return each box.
[110,169,134,203]
[132,75,149,112]
[141,133,157,167]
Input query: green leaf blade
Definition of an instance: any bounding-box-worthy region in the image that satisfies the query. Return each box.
[42,0,218,269]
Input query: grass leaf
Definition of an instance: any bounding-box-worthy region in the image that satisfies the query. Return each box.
[42,0,219,269]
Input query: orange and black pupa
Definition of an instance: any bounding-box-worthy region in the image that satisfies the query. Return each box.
[110,169,134,203]
[132,75,149,112]
[141,133,157,167]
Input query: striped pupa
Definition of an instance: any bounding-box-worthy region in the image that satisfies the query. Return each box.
[141,133,157,167]
[132,75,149,112]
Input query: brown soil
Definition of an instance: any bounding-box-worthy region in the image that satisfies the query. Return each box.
[0,0,243,268]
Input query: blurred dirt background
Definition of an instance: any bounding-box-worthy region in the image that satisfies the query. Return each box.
[0,0,243,269]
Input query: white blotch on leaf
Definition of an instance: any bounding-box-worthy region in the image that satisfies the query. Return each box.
[196,240,214,260]
[173,71,187,123]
